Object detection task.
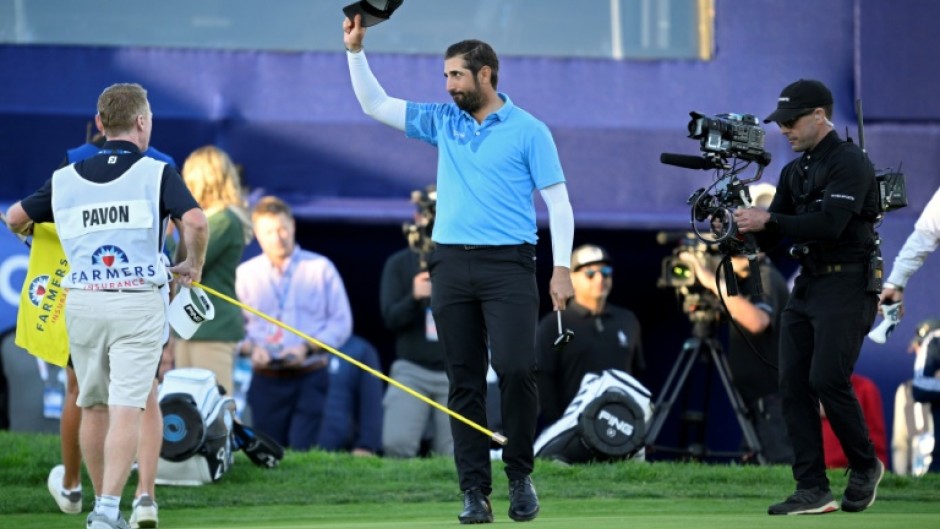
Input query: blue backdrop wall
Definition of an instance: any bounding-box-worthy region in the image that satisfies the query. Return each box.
[1,0,938,459]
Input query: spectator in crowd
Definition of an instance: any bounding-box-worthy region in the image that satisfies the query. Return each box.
[379,186,453,458]
[174,146,252,396]
[44,113,183,528]
[316,335,384,455]
[5,82,206,529]
[907,317,940,473]
[235,196,353,450]
[891,378,934,476]
[821,374,888,470]
[536,244,644,427]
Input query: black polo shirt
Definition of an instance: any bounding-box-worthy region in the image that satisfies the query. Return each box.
[20,140,198,246]
[379,247,446,371]
[536,300,645,424]
[767,131,879,263]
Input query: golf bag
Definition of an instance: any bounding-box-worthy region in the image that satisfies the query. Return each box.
[156,368,236,485]
[534,369,653,464]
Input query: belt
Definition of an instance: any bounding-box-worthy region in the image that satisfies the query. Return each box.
[100,288,154,293]
[255,356,329,378]
[438,243,525,251]
[815,263,865,276]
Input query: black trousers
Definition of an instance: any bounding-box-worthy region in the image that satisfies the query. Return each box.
[429,244,540,495]
[780,271,878,490]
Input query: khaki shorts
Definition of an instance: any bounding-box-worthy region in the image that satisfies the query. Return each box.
[66,289,165,408]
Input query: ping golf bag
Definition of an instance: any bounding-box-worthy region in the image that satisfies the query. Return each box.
[156,368,236,485]
[534,369,653,463]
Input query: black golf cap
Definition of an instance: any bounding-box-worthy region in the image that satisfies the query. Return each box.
[763,79,833,124]
[343,0,404,27]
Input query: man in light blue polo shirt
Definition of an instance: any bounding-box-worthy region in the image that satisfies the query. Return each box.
[344,14,575,525]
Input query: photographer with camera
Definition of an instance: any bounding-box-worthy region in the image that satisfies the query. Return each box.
[677,224,794,465]
[734,79,884,515]
[379,185,454,458]
[675,185,792,465]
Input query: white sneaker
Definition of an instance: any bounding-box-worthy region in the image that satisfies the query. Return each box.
[129,495,158,529]
[47,464,82,514]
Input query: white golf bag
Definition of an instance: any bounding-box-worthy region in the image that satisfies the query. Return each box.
[535,369,653,463]
[156,368,236,485]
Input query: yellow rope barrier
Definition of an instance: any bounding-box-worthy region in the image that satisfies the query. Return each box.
[192,281,508,446]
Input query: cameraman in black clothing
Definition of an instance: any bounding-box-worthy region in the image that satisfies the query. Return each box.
[681,249,793,464]
[735,79,883,515]
[379,186,453,458]
[535,245,644,426]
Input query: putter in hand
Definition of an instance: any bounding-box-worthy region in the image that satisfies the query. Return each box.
[868,302,902,344]
[552,310,574,352]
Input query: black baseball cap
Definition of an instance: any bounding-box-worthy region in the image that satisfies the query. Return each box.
[343,0,404,27]
[763,79,833,124]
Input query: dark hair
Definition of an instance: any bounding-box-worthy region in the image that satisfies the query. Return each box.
[445,40,499,89]
[822,104,833,120]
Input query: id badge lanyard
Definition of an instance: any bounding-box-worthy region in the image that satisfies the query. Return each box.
[265,257,298,349]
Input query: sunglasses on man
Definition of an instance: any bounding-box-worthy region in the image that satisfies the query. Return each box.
[581,265,613,279]
[780,109,815,129]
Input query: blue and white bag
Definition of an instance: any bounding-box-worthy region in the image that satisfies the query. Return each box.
[156,368,236,485]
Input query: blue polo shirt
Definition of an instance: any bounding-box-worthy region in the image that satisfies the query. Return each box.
[405,93,565,245]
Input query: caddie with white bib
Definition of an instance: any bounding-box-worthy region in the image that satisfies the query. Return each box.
[3,83,208,529]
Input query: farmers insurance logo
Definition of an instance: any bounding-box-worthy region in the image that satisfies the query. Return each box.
[27,275,50,307]
[91,245,129,267]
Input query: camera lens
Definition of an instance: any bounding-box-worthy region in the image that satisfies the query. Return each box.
[671,262,693,282]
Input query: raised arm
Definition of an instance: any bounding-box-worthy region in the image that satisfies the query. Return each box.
[343,14,407,130]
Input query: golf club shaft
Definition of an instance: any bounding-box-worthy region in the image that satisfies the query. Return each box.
[557,309,562,334]
[193,281,508,446]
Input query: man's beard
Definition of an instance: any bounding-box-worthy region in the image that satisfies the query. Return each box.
[451,79,484,113]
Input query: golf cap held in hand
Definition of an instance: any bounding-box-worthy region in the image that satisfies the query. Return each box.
[764,79,833,124]
[343,0,404,27]
[168,286,216,339]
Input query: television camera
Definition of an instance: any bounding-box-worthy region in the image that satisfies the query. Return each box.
[660,111,774,298]
[656,231,725,327]
[401,184,436,269]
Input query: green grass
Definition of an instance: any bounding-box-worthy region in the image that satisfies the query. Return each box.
[3,431,939,528]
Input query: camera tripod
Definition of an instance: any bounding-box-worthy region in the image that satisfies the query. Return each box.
[645,316,766,464]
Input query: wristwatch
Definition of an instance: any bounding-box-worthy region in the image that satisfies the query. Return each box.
[884,282,904,292]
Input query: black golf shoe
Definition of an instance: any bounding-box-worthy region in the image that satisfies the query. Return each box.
[508,476,540,522]
[767,487,838,515]
[841,459,885,513]
[458,488,493,524]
